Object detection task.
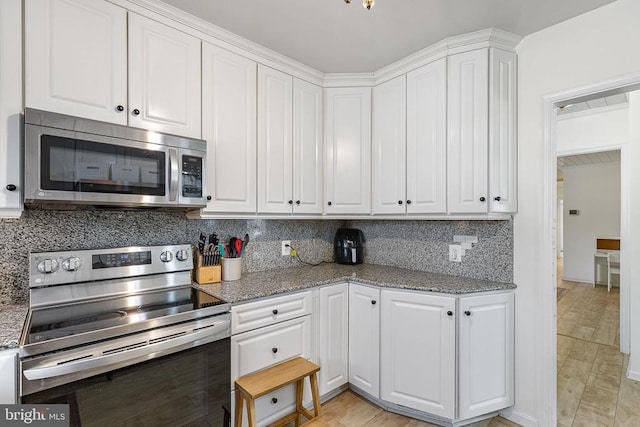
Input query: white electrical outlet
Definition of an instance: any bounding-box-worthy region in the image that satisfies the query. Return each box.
[281,240,291,256]
[449,244,462,262]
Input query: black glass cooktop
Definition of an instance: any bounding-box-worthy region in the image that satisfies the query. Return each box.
[26,287,225,345]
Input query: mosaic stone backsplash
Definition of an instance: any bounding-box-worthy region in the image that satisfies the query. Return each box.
[0,208,513,304]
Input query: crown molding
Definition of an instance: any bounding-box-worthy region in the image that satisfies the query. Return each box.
[111,0,325,86]
[374,28,522,85]
[323,73,376,88]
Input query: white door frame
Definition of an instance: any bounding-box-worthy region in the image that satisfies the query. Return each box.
[541,71,640,425]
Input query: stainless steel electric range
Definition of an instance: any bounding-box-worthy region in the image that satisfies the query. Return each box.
[19,244,231,427]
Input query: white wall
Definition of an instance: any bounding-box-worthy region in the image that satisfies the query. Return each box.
[557,107,628,153]
[562,162,620,283]
[512,0,640,425]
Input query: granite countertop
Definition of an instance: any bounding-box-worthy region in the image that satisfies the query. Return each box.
[0,304,28,351]
[195,263,516,304]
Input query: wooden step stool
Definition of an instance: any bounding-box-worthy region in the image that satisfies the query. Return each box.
[234,357,322,427]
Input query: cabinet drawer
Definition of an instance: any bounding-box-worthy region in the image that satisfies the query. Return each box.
[232,386,295,427]
[232,291,312,334]
[231,316,311,384]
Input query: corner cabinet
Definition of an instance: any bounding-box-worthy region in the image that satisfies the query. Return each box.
[201,44,257,213]
[0,0,22,217]
[380,289,514,422]
[25,0,201,139]
[348,283,380,397]
[325,87,372,215]
[447,48,517,214]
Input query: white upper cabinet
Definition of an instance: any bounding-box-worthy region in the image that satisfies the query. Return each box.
[128,13,201,139]
[25,0,127,124]
[325,87,372,215]
[447,49,489,214]
[458,292,515,419]
[372,75,407,215]
[292,79,324,214]
[201,43,257,214]
[406,58,448,214]
[0,0,23,217]
[257,65,293,213]
[489,49,517,213]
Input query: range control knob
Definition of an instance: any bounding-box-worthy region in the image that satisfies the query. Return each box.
[160,251,173,263]
[176,249,190,262]
[62,257,81,272]
[37,259,59,274]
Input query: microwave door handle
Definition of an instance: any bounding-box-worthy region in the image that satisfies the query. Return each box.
[168,148,179,201]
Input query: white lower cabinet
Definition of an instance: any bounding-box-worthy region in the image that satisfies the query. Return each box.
[0,349,18,404]
[318,283,349,396]
[348,283,380,398]
[379,289,514,421]
[230,293,313,427]
[458,292,515,419]
[380,290,456,418]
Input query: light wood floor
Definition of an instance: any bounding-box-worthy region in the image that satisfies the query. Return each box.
[557,258,640,426]
[314,390,518,427]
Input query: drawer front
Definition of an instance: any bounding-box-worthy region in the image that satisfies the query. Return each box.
[231,315,312,384]
[232,386,295,427]
[232,291,312,334]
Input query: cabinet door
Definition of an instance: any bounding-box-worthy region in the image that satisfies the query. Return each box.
[458,292,514,419]
[293,79,323,214]
[318,283,349,396]
[128,13,201,138]
[201,43,257,213]
[489,49,517,213]
[406,58,447,214]
[447,49,489,214]
[25,0,127,124]
[372,76,407,215]
[325,87,372,214]
[257,65,293,214]
[0,0,23,217]
[0,349,18,404]
[380,290,455,419]
[348,283,379,398]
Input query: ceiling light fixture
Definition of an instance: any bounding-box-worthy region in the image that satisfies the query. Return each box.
[344,0,375,10]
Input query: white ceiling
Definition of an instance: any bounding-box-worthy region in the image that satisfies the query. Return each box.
[557,150,620,180]
[160,0,617,73]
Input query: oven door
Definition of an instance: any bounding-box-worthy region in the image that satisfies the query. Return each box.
[22,337,231,427]
[24,124,176,208]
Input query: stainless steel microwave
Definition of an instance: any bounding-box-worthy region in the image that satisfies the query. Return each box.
[24,109,206,210]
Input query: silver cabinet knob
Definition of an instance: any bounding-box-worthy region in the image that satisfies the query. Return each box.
[176,249,190,262]
[62,257,81,271]
[37,259,59,274]
[160,251,173,263]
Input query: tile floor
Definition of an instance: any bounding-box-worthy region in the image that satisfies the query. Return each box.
[557,258,640,426]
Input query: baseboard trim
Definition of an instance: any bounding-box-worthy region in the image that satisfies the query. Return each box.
[627,366,640,382]
[499,408,539,427]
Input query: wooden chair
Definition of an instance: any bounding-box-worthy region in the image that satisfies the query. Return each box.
[235,357,321,427]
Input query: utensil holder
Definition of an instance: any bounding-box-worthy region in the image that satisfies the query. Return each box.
[195,254,221,284]
[222,257,242,281]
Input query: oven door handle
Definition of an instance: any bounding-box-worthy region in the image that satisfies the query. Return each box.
[168,148,179,201]
[23,319,229,381]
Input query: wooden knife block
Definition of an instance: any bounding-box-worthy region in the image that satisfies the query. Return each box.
[195,254,221,284]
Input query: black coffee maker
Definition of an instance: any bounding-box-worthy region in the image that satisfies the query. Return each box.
[334,228,365,265]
